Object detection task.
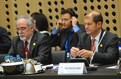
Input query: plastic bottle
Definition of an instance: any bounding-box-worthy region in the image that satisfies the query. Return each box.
[10,56,13,63]
[5,55,10,63]
[7,55,10,59]
[16,55,21,62]
[20,57,22,61]
[13,57,17,62]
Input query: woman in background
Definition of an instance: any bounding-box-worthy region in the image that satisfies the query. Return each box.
[31,12,50,36]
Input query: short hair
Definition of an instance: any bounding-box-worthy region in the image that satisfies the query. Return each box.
[85,11,103,24]
[16,15,35,29]
[31,12,49,31]
[61,8,76,17]
[92,12,103,24]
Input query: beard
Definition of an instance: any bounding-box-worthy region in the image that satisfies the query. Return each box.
[19,34,26,41]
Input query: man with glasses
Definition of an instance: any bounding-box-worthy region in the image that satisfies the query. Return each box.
[8,15,52,65]
[50,8,85,60]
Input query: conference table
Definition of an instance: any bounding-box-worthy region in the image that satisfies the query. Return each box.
[0,63,121,79]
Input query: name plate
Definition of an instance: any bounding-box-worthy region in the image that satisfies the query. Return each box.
[58,63,87,75]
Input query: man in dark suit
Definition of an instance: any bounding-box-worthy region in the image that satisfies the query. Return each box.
[8,15,52,65]
[71,11,119,64]
[0,27,11,54]
[50,8,85,59]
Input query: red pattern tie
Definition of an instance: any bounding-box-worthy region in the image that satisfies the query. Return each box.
[24,41,29,58]
[90,39,96,52]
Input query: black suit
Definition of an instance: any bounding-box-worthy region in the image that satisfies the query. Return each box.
[0,27,11,54]
[77,29,119,64]
[8,31,52,65]
[50,24,85,50]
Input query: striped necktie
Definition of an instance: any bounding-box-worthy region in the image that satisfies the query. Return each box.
[90,39,96,52]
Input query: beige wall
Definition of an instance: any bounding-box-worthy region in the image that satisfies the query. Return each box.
[0,0,120,40]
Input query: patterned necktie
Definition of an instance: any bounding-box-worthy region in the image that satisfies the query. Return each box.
[24,41,29,58]
[90,39,96,52]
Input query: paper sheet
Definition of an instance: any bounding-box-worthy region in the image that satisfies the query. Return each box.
[105,65,119,69]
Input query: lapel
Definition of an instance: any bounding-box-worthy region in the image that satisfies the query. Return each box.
[61,29,68,48]
[98,29,107,52]
[86,35,91,50]
[17,40,24,57]
[69,31,74,43]
[29,31,37,58]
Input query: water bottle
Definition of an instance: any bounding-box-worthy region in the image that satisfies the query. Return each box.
[20,57,22,61]
[7,55,10,59]
[10,56,13,63]
[5,55,10,63]
[13,57,17,62]
[16,55,21,62]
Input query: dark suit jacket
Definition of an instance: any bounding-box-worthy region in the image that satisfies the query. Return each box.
[8,31,52,65]
[0,27,11,54]
[50,24,85,50]
[77,29,119,64]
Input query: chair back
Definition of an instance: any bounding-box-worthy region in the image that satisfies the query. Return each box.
[119,49,121,57]
[52,51,67,64]
[0,54,7,64]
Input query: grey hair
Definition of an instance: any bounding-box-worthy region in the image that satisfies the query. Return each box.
[16,15,36,29]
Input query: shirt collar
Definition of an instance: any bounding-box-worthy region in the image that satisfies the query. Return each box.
[68,29,74,32]
[91,29,102,42]
[23,34,33,44]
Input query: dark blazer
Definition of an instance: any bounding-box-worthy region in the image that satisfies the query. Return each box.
[0,27,11,54]
[77,29,119,64]
[8,31,52,65]
[50,24,85,50]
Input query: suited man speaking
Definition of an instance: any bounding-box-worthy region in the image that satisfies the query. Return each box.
[71,11,119,64]
[8,15,52,65]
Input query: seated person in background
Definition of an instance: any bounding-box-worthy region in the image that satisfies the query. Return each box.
[8,15,52,65]
[0,27,11,54]
[50,8,85,60]
[31,12,50,36]
[71,11,119,64]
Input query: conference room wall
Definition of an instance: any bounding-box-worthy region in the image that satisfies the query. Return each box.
[0,0,120,40]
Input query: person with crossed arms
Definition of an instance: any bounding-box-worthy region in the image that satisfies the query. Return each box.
[71,11,119,64]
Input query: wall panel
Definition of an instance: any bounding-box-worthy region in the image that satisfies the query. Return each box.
[0,0,120,40]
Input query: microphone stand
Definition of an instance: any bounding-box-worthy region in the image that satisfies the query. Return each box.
[87,58,98,71]
[24,52,28,74]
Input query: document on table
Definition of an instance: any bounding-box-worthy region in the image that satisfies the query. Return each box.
[105,65,119,69]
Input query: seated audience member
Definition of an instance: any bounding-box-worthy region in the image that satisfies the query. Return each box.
[0,27,11,54]
[8,15,52,65]
[71,11,119,64]
[50,8,85,60]
[31,12,50,36]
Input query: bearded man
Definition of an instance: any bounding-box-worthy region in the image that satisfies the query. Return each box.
[8,15,52,65]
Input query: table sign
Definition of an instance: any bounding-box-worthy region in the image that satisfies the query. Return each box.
[58,63,87,75]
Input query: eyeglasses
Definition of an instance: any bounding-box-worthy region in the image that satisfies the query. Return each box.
[16,27,27,31]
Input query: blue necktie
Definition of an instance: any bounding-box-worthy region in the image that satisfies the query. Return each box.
[65,31,71,59]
